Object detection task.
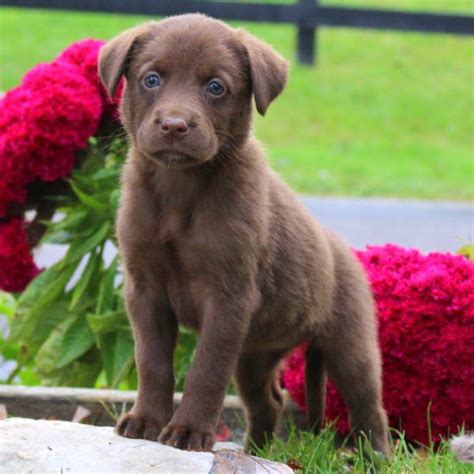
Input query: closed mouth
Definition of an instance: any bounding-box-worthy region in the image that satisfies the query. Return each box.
[149,149,199,168]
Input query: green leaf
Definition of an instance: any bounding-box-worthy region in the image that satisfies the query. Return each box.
[87,309,128,337]
[35,315,76,373]
[92,167,120,182]
[96,255,119,314]
[56,316,96,368]
[42,355,102,388]
[63,222,110,265]
[109,189,121,214]
[12,262,77,342]
[70,180,108,211]
[73,174,97,189]
[100,331,134,387]
[0,341,19,361]
[111,354,134,389]
[458,244,474,260]
[0,292,16,318]
[23,300,72,359]
[26,265,77,318]
[54,210,89,233]
[18,366,41,386]
[36,314,95,372]
[174,328,197,391]
[15,263,63,314]
[69,251,102,310]
[43,210,93,245]
[42,230,73,245]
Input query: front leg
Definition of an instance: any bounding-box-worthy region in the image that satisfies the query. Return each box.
[116,280,178,441]
[159,294,255,450]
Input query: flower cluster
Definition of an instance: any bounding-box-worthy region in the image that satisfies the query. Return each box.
[56,39,122,119]
[282,244,474,444]
[0,39,115,291]
[0,219,39,292]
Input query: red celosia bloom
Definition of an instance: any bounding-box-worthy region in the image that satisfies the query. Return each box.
[0,219,39,292]
[282,245,474,445]
[0,60,103,220]
[22,62,103,150]
[0,39,108,290]
[0,88,34,214]
[0,182,27,217]
[56,38,105,90]
[0,87,33,134]
[0,132,30,215]
[56,39,122,119]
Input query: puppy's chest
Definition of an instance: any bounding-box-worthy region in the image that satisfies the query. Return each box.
[132,201,216,328]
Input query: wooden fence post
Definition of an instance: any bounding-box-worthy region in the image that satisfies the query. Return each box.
[297,0,318,65]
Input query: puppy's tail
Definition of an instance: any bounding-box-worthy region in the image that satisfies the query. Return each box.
[305,343,326,433]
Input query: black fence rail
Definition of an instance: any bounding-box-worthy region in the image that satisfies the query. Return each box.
[1,0,473,64]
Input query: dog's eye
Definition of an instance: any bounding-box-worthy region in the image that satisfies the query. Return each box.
[207,79,225,96]
[143,72,161,89]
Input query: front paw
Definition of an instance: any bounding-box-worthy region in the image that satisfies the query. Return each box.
[158,423,215,451]
[115,412,164,441]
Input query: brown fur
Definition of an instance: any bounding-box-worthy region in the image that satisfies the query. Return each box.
[99,14,389,455]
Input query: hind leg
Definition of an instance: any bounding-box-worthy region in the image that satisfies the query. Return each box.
[305,344,327,434]
[235,349,287,449]
[324,330,389,456]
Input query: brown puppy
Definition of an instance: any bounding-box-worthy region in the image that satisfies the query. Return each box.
[99,14,389,455]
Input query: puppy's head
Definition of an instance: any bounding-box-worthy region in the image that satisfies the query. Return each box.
[99,14,288,169]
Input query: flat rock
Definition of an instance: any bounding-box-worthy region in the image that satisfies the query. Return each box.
[0,418,292,473]
[450,435,474,463]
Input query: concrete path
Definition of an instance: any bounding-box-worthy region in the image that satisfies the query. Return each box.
[300,196,473,253]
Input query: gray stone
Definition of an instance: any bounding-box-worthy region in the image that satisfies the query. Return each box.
[450,434,474,464]
[0,418,292,473]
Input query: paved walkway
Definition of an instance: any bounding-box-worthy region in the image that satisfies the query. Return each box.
[300,196,473,253]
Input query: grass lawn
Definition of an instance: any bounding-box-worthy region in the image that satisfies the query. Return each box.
[0,1,473,200]
[257,424,472,473]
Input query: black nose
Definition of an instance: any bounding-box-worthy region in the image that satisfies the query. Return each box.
[160,117,189,136]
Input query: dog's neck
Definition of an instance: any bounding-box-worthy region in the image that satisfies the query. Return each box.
[126,138,263,242]
[131,136,260,201]
[133,151,221,199]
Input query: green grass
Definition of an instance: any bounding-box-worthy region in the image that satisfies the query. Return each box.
[0,1,473,199]
[256,424,471,473]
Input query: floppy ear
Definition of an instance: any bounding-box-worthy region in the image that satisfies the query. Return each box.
[98,22,156,99]
[238,30,288,116]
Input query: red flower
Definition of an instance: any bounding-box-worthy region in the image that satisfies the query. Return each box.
[0,61,103,218]
[282,245,474,444]
[0,88,34,214]
[22,62,103,150]
[0,88,33,134]
[56,39,122,119]
[56,38,105,90]
[0,38,111,288]
[0,219,39,292]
